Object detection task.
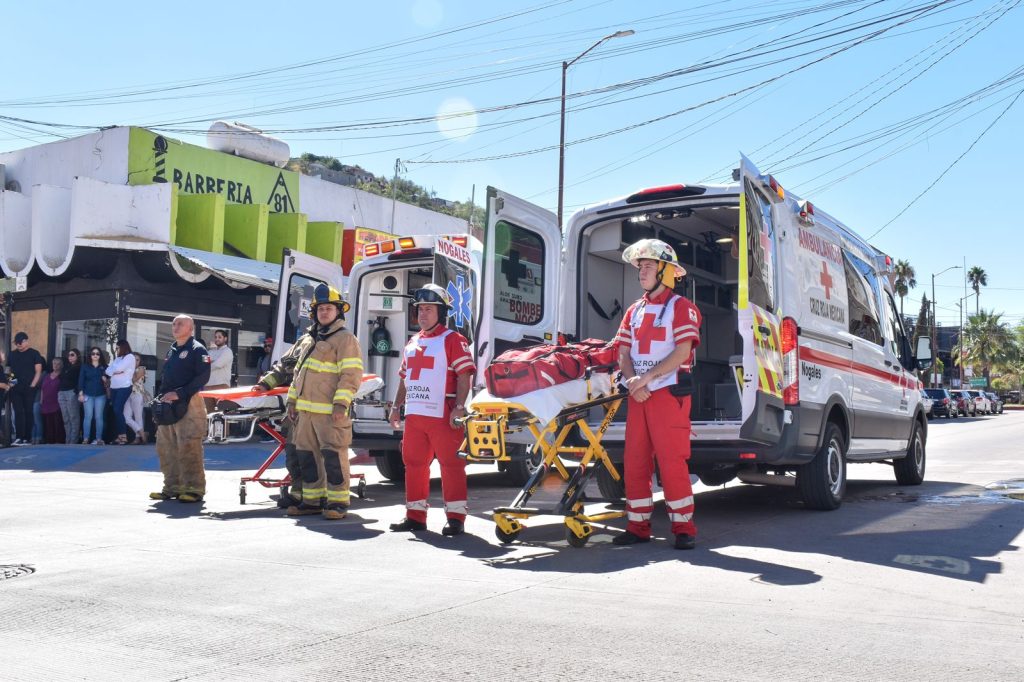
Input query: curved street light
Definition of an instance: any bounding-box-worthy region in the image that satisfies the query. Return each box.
[557,29,635,230]
[931,265,962,387]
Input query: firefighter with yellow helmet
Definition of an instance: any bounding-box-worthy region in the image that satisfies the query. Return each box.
[285,283,363,520]
[612,238,702,549]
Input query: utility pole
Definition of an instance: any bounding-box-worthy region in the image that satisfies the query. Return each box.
[390,157,401,233]
[932,265,962,387]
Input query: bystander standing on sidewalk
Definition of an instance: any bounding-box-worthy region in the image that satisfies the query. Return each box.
[203,329,233,412]
[124,352,151,444]
[79,347,108,445]
[59,349,82,444]
[40,357,66,444]
[0,349,10,446]
[106,340,136,445]
[8,332,44,446]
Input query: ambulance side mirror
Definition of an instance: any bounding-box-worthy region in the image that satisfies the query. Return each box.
[915,336,933,371]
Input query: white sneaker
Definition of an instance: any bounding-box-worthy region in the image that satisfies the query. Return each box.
[12,439,26,446]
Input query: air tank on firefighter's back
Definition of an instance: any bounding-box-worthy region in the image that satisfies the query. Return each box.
[206,121,290,168]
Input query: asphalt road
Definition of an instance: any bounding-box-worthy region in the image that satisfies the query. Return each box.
[1,411,1022,680]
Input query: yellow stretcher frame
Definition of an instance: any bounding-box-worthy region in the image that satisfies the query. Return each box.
[459,379,626,548]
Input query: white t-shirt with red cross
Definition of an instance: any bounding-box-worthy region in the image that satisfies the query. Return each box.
[614,287,702,392]
[400,325,475,418]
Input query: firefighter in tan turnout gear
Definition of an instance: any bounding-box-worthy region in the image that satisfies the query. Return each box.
[286,284,363,520]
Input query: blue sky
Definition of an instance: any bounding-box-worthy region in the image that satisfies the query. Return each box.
[2,0,1022,329]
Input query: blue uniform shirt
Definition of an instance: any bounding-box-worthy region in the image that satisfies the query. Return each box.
[160,337,211,402]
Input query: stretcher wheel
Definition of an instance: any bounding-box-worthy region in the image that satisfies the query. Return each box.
[495,525,521,544]
[239,485,247,505]
[566,526,590,548]
[356,479,367,499]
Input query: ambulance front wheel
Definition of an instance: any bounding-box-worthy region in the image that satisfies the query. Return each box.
[504,445,543,486]
[796,422,846,511]
[893,420,926,486]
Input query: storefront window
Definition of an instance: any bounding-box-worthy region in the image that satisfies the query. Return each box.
[57,318,118,360]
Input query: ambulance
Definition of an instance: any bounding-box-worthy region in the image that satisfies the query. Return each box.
[275,154,933,509]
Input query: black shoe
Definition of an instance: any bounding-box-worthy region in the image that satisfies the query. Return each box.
[390,518,427,532]
[612,530,650,546]
[441,519,464,536]
[673,533,696,550]
[276,492,301,509]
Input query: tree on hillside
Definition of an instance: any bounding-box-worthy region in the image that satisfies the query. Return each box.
[893,259,917,318]
[956,309,1010,389]
[967,265,987,315]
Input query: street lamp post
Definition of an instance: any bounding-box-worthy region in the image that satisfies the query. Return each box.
[956,291,978,388]
[557,29,634,231]
[931,265,962,388]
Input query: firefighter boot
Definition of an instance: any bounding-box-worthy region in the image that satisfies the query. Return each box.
[323,504,347,521]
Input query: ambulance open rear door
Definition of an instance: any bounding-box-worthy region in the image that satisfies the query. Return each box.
[736,155,786,445]
[476,187,561,372]
[273,248,346,362]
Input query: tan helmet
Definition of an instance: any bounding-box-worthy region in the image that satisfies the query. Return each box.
[622,238,686,289]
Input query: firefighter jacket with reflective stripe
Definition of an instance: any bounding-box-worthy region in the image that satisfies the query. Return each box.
[257,334,306,390]
[286,319,363,414]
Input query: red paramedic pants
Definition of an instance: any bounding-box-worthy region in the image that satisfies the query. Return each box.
[624,388,696,538]
[402,414,468,523]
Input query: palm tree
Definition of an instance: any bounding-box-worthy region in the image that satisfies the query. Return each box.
[956,309,1010,389]
[967,266,987,315]
[893,259,917,318]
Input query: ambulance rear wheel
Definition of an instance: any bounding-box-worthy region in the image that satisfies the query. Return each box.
[796,422,846,510]
[505,445,543,486]
[373,449,405,482]
[894,421,926,486]
[596,463,626,501]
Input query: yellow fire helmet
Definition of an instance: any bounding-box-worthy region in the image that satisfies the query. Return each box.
[622,238,687,289]
[310,283,351,319]
[411,283,453,315]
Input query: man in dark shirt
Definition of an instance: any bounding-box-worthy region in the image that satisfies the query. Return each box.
[8,332,44,446]
[149,315,211,504]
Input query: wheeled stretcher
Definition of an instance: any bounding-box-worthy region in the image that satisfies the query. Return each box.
[460,370,626,547]
[200,375,383,504]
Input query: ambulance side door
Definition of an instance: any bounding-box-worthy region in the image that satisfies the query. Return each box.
[273,248,346,362]
[736,155,785,445]
[477,187,560,372]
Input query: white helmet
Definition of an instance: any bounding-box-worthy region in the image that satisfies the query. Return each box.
[622,238,686,289]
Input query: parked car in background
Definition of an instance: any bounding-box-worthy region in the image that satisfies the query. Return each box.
[985,392,1004,414]
[923,388,958,419]
[968,390,992,415]
[1003,390,1020,404]
[954,390,976,416]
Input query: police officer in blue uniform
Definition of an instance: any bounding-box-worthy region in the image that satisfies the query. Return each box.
[150,314,212,503]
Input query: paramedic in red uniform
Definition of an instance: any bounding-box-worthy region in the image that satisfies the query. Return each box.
[388,284,476,536]
[613,238,702,550]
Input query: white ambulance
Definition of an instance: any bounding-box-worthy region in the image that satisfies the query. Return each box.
[276,154,933,509]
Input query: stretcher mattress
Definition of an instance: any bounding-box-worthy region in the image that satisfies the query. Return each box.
[469,373,613,426]
[200,374,384,412]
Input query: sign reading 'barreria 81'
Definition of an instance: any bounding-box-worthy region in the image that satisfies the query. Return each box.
[127,127,300,213]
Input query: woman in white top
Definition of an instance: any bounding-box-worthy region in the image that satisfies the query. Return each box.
[105,339,137,445]
[124,352,152,444]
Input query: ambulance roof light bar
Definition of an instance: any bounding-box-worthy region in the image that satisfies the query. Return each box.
[625,184,707,204]
[797,200,814,225]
